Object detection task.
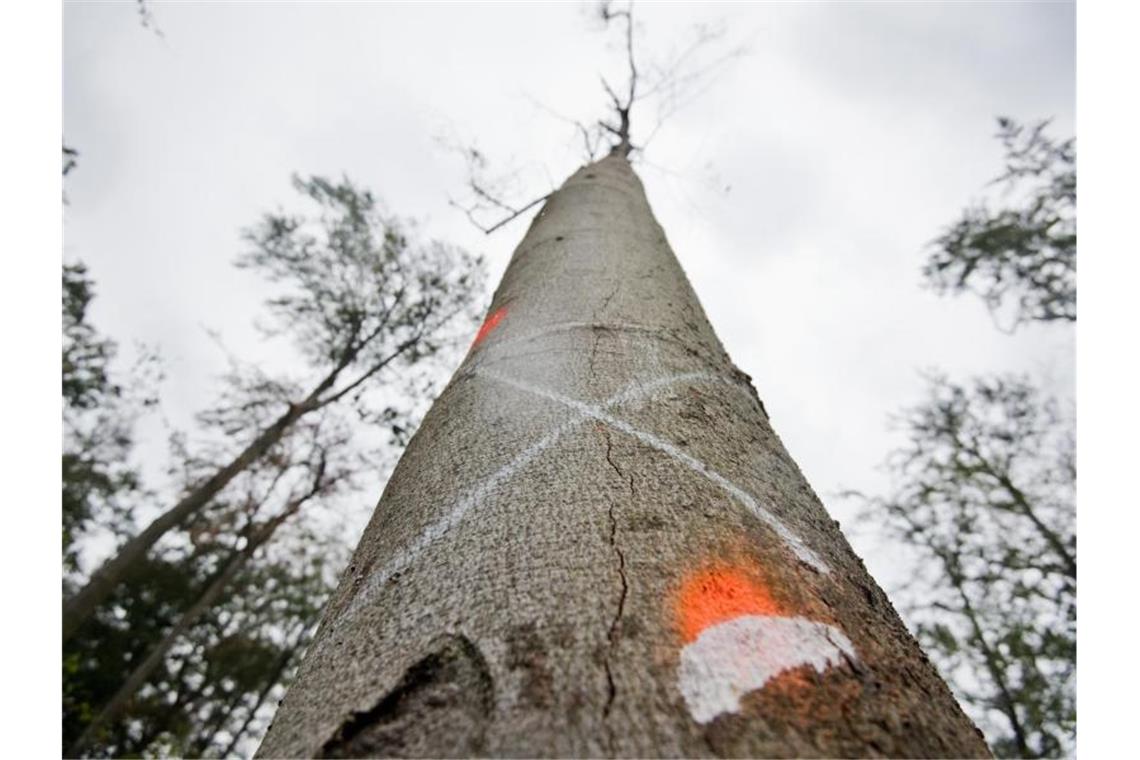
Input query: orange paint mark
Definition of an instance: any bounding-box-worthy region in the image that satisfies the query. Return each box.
[676,565,783,644]
[473,307,507,347]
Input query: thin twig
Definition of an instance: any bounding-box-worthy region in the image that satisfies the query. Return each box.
[450,193,551,236]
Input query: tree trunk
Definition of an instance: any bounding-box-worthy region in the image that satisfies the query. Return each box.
[257,155,990,758]
[69,513,288,757]
[62,402,307,643]
[221,631,304,759]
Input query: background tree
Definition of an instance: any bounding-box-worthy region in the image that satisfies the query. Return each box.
[852,117,1076,757]
[62,262,157,581]
[63,517,341,758]
[65,382,356,756]
[853,375,1074,757]
[924,118,1076,329]
[63,174,486,642]
[63,176,487,756]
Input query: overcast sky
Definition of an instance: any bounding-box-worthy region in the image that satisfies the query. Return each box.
[63,1,1075,589]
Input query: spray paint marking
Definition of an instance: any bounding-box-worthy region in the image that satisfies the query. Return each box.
[478,370,829,573]
[474,320,660,357]
[676,566,783,643]
[674,566,856,724]
[679,615,856,723]
[339,371,742,626]
[472,307,508,347]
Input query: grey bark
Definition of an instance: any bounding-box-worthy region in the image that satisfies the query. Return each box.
[257,155,990,758]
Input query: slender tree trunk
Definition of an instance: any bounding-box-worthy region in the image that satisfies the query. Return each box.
[62,403,309,642]
[954,575,1031,758]
[221,633,304,759]
[257,155,990,757]
[192,685,252,759]
[128,641,203,754]
[69,512,289,757]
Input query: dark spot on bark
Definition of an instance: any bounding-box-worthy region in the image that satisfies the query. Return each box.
[620,614,643,639]
[553,624,576,651]
[585,173,597,179]
[629,513,665,532]
[318,634,493,758]
[505,622,553,708]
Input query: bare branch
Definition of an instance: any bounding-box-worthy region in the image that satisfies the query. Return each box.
[600,75,624,110]
[599,1,637,103]
[136,0,165,39]
[470,179,520,215]
[598,120,622,137]
[523,94,602,160]
[449,192,551,236]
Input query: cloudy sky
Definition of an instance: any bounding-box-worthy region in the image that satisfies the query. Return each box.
[63,1,1074,589]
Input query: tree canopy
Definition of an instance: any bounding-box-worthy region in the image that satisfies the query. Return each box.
[63,174,487,756]
[924,118,1075,329]
[857,375,1074,756]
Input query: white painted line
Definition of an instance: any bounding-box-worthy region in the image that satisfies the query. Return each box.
[480,370,830,573]
[678,614,857,723]
[471,321,677,366]
[337,370,742,627]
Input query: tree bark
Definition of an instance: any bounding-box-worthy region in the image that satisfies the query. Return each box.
[257,155,990,758]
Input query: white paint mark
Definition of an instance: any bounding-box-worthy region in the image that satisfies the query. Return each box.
[472,321,675,366]
[340,370,742,624]
[678,614,856,724]
[479,370,830,573]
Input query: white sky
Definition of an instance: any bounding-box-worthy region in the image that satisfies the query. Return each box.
[63,1,1074,591]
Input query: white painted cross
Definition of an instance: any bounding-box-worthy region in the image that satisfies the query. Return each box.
[331,364,829,641]
[477,368,829,574]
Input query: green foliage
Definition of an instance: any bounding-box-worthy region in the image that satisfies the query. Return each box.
[63,263,116,412]
[63,554,198,754]
[62,530,337,757]
[63,176,486,757]
[64,363,354,756]
[924,118,1075,328]
[62,263,156,576]
[859,116,1077,757]
[239,174,485,374]
[856,375,1075,757]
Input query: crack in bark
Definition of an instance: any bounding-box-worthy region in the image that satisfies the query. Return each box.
[602,658,618,725]
[603,428,625,482]
[599,428,629,753]
[589,284,622,378]
[589,329,602,377]
[605,502,628,652]
[599,283,620,315]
